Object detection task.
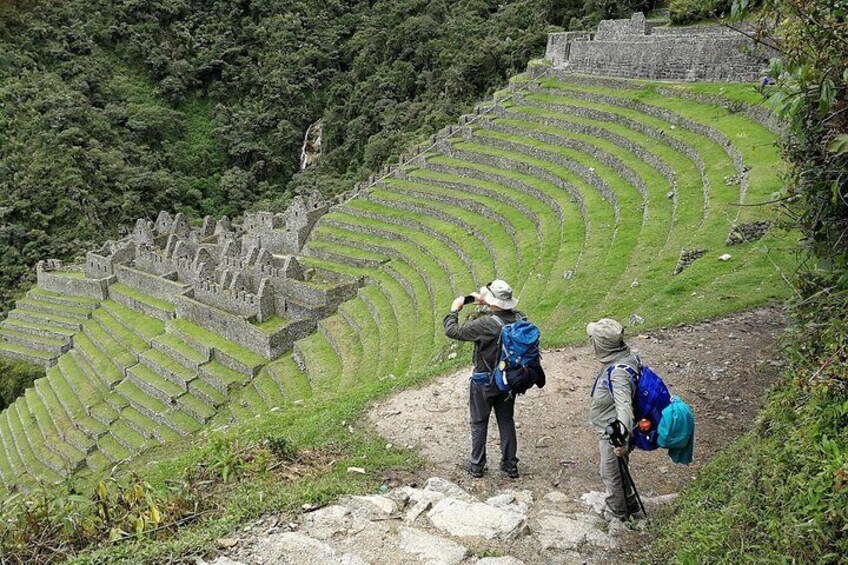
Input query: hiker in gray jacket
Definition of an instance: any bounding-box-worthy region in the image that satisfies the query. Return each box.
[444,279,522,479]
[587,318,640,520]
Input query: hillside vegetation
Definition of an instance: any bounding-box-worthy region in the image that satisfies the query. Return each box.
[0,0,661,311]
[0,67,797,561]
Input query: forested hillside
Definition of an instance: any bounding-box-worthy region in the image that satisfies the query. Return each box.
[0,0,657,310]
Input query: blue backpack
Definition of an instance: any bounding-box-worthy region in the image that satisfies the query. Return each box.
[599,359,672,451]
[491,317,546,395]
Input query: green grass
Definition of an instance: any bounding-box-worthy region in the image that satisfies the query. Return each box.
[0,74,803,563]
[101,299,166,339]
[169,319,265,370]
[0,342,54,360]
[250,315,289,334]
[110,283,176,313]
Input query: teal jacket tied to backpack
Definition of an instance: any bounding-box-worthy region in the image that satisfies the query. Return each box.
[657,396,695,465]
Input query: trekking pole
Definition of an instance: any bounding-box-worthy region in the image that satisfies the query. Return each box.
[606,419,648,520]
[617,456,648,520]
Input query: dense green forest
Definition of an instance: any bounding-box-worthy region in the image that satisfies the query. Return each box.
[0,0,657,311]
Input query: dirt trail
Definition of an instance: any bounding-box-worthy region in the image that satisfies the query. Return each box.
[211,309,786,565]
[370,308,784,523]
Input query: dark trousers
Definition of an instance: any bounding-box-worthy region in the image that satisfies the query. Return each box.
[468,379,518,472]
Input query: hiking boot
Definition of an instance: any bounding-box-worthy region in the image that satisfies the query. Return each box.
[465,462,485,479]
[500,463,519,479]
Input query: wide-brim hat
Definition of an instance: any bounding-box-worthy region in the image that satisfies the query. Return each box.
[480,279,518,310]
[586,318,624,344]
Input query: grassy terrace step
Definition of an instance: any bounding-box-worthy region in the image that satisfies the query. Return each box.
[318,314,363,393]
[292,331,342,395]
[423,154,584,310]
[264,355,313,402]
[120,406,162,440]
[169,319,265,375]
[316,211,457,304]
[336,298,380,381]
[382,177,537,281]
[82,319,137,369]
[299,255,435,367]
[16,297,93,320]
[0,342,56,364]
[1,317,76,339]
[110,418,150,452]
[486,115,677,315]
[115,380,201,436]
[109,283,175,313]
[188,377,228,408]
[127,363,186,403]
[8,308,83,331]
[370,185,503,280]
[93,308,151,353]
[23,389,84,471]
[59,353,104,408]
[306,239,391,268]
[341,198,479,289]
[101,299,165,340]
[152,333,208,368]
[7,404,63,482]
[27,287,100,308]
[354,288,394,377]
[251,370,288,409]
[90,401,120,426]
[0,327,67,353]
[0,417,24,479]
[140,347,196,389]
[48,372,108,439]
[86,450,111,472]
[34,376,96,453]
[174,391,216,422]
[199,359,251,392]
[97,433,132,463]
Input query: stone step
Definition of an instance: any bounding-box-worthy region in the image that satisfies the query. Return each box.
[188,377,228,408]
[151,333,209,371]
[1,317,76,341]
[0,342,56,367]
[114,380,201,436]
[167,319,264,378]
[23,389,84,472]
[198,359,250,394]
[8,403,65,480]
[100,299,165,341]
[8,309,83,331]
[120,406,163,441]
[81,320,137,370]
[174,391,216,423]
[96,433,132,463]
[85,450,111,472]
[26,287,100,309]
[16,297,93,321]
[139,347,196,389]
[0,327,69,354]
[109,419,149,453]
[34,376,96,454]
[93,308,151,354]
[126,363,186,404]
[108,283,176,321]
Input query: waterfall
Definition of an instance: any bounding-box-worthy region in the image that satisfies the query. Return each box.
[300,119,323,171]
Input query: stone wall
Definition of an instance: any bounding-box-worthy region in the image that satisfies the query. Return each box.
[545,13,770,82]
[36,261,111,299]
[115,265,186,302]
[175,295,316,359]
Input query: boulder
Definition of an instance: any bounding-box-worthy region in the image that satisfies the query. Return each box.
[398,526,468,564]
[533,510,610,551]
[428,498,529,540]
[302,505,353,540]
[423,477,477,502]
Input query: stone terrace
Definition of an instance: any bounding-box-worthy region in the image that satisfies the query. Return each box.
[0,64,791,492]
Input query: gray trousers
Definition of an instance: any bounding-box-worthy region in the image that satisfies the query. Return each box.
[469,380,518,472]
[598,439,637,518]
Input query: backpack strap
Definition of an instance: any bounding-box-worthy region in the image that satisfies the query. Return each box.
[591,362,639,398]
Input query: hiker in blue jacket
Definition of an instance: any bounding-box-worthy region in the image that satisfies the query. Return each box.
[444,280,523,479]
[587,318,641,520]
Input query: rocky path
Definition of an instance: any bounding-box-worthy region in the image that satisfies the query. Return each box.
[207,308,785,564]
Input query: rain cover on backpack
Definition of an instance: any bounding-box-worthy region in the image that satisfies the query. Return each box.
[492,320,546,394]
[630,364,672,450]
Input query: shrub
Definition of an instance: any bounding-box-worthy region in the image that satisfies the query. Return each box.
[0,357,44,410]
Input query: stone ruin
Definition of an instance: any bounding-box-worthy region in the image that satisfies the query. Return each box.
[544,12,772,82]
[38,191,360,359]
